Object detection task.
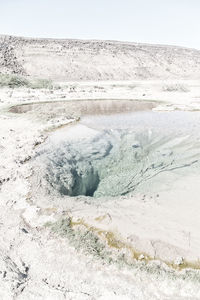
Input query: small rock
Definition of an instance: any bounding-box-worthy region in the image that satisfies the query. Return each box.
[132,143,140,149]
[138,254,145,260]
[174,256,184,265]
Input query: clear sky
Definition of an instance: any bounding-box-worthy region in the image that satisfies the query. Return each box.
[0,0,200,49]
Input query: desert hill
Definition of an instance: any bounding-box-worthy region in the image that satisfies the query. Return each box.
[0,35,200,81]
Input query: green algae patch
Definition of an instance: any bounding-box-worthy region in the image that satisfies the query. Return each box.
[45,216,200,273]
[45,217,113,263]
[45,217,153,266]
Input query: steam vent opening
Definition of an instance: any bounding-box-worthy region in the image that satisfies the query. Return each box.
[35,106,200,199]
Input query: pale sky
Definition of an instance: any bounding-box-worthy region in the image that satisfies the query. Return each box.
[0,0,200,49]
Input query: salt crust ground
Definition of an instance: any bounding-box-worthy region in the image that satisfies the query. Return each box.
[1,80,200,299]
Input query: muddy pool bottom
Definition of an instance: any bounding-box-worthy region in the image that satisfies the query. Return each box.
[35,110,200,199]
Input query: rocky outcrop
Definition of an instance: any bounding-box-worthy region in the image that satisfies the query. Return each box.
[0,36,25,75]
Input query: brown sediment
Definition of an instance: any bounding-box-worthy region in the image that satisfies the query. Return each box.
[9,99,158,116]
[70,217,200,271]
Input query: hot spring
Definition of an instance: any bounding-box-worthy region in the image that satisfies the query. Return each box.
[35,108,200,199]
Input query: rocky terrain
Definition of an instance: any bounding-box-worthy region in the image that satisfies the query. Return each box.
[1,34,200,81]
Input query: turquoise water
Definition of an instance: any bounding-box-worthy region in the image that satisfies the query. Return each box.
[39,111,200,198]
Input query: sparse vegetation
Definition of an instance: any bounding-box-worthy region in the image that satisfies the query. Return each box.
[0,74,29,88]
[30,78,54,89]
[162,83,190,92]
[94,85,105,90]
[0,73,59,89]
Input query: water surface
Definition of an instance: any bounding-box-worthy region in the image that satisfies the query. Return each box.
[37,110,200,198]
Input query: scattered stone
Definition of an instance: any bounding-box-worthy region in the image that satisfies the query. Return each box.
[138,254,145,260]
[174,256,184,266]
